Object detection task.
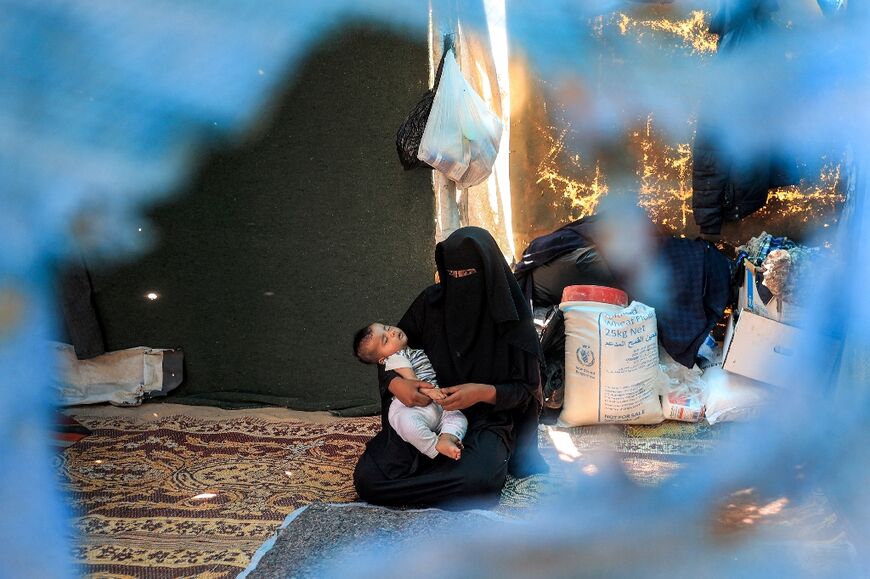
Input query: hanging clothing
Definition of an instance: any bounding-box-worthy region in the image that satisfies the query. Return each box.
[354,227,547,508]
[620,237,733,368]
[692,0,799,235]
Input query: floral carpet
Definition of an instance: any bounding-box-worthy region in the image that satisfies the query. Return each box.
[59,415,379,578]
[58,415,722,578]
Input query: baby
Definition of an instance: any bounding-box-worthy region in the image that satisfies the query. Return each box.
[353,323,466,460]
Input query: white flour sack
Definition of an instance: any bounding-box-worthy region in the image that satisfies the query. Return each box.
[559,301,664,426]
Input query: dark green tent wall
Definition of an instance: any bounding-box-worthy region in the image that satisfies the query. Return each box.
[90,25,436,413]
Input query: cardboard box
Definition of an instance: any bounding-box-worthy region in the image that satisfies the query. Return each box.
[722,310,840,388]
[738,261,772,317]
[738,261,806,327]
[766,295,805,328]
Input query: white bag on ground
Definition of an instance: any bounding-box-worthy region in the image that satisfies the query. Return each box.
[52,342,183,406]
[560,301,664,426]
[703,367,770,425]
[658,351,707,422]
[417,50,502,189]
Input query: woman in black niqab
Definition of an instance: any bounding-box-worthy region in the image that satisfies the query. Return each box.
[353,227,547,509]
[437,226,542,377]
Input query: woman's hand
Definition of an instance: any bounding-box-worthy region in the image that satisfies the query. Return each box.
[388,377,432,407]
[420,387,447,401]
[437,383,496,411]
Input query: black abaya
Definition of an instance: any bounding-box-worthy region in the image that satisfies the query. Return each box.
[354,227,547,508]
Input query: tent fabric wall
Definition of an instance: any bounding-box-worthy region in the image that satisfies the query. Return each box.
[89,26,435,413]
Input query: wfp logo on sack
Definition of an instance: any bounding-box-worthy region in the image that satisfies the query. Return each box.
[576,345,595,367]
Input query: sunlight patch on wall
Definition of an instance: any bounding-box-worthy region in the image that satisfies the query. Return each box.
[536,126,609,218]
[535,115,844,237]
[636,114,694,231]
[759,164,845,223]
[615,10,719,55]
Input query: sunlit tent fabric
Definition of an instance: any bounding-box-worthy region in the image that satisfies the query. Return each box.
[437,1,846,259]
[429,1,516,259]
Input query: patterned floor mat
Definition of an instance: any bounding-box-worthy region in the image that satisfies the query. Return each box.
[59,415,725,578]
[59,415,380,578]
[497,420,724,513]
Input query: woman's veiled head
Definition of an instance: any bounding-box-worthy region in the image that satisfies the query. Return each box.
[437,229,489,331]
[438,227,487,273]
[433,226,542,372]
[435,227,519,324]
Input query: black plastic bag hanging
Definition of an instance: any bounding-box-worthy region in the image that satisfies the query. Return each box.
[395,35,454,170]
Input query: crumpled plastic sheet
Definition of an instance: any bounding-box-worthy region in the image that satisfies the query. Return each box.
[657,352,707,422]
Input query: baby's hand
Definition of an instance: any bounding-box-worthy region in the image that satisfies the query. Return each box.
[420,387,446,401]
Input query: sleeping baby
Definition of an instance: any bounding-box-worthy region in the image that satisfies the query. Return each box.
[353,322,466,460]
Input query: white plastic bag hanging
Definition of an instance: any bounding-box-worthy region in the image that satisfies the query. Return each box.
[417,50,503,189]
[457,76,502,188]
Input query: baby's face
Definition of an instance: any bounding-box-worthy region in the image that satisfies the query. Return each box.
[364,324,408,364]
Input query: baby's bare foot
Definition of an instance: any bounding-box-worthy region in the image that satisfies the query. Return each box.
[435,434,462,460]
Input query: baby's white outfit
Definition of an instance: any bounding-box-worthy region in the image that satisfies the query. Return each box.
[384,347,467,458]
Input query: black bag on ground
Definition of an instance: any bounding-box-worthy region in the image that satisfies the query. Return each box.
[395,35,454,170]
[539,306,566,410]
